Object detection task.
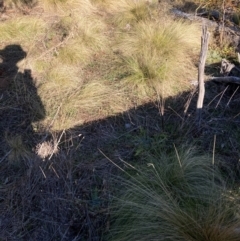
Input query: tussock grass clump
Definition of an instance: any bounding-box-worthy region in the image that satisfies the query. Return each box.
[0,17,46,45]
[109,0,159,28]
[43,64,82,92]
[4,0,38,8]
[118,19,200,97]
[58,17,107,65]
[39,65,126,130]
[72,80,125,112]
[30,14,108,129]
[38,63,82,119]
[5,135,33,162]
[108,148,240,241]
[52,80,126,129]
[41,0,96,15]
[90,0,112,8]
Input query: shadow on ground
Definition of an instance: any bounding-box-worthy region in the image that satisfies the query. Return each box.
[1,49,240,240]
[0,44,45,158]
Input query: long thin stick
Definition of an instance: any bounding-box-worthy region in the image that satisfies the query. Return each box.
[212,134,216,166]
[227,86,239,107]
[215,85,228,109]
[196,26,210,128]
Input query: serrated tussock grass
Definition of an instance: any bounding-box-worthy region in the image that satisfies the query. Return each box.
[108,147,240,241]
[109,0,159,28]
[57,17,108,65]
[0,17,46,45]
[38,63,83,120]
[51,80,126,129]
[4,0,38,9]
[41,0,97,15]
[118,19,200,97]
[39,71,126,130]
[5,135,33,162]
[90,0,112,8]
[43,63,82,92]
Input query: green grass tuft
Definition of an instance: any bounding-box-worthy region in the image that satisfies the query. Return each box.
[5,135,32,162]
[108,147,240,241]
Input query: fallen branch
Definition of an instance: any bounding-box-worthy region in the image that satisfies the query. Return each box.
[210,76,240,84]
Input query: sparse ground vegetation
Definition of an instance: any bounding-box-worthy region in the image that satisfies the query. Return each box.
[0,0,240,240]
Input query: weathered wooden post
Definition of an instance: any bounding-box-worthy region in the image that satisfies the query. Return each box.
[196,25,210,128]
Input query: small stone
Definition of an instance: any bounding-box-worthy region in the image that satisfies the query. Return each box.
[125,123,131,129]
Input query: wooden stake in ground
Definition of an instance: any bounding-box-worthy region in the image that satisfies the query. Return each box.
[196,26,210,127]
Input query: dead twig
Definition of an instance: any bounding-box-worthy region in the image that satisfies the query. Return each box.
[215,85,229,109]
[227,86,239,107]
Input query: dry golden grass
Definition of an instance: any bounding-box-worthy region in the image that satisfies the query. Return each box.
[45,80,127,130]
[0,16,46,46]
[38,63,83,122]
[40,0,97,15]
[29,13,109,129]
[57,16,108,65]
[3,0,38,9]
[0,0,199,130]
[73,81,126,112]
[0,10,109,132]
[108,0,160,28]
[90,0,112,9]
[117,18,200,97]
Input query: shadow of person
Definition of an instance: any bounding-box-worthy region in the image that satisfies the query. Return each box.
[0,44,46,159]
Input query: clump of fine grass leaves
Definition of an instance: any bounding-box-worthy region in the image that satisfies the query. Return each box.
[4,0,38,9]
[117,18,200,97]
[57,16,107,65]
[109,0,160,28]
[108,147,240,241]
[5,134,33,162]
[40,0,96,15]
[0,16,46,46]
